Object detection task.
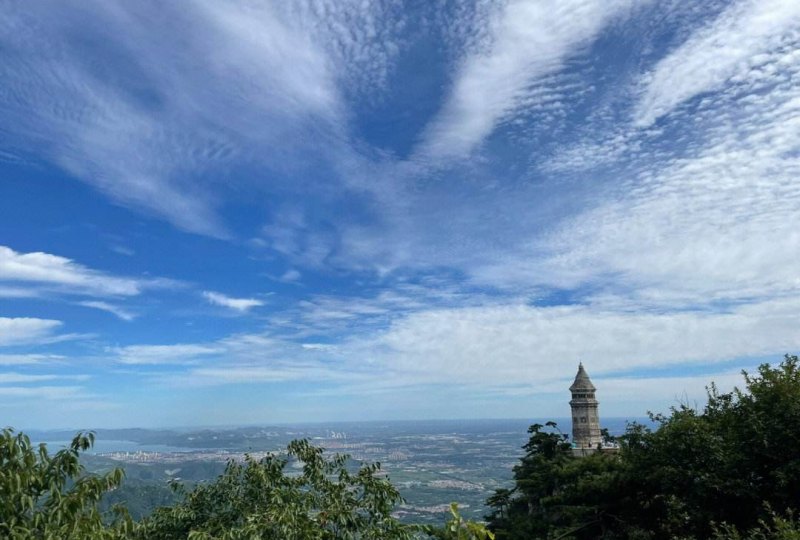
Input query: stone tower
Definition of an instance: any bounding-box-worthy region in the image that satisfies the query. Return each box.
[569,363,603,451]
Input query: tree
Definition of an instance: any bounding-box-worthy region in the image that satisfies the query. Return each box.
[424,503,495,540]
[487,355,800,540]
[137,438,413,539]
[1,429,494,539]
[485,422,579,539]
[619,355,800,538]
[0,428,131,539]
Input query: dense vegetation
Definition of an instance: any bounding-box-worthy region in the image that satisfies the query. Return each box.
[0,428,492,539]
[486,355,800,539]
[2,355,798,539]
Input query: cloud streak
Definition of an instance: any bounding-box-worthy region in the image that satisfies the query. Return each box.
[634,0,800,127]
[202,291,264,313]
[0,385,85,400]
[0,246,141,296]
[0,354,65,366]
[78,301,137,321]
[0,245,173,298]
[0,372,89,383]
[112,344,222,365]
[417,0,636,161]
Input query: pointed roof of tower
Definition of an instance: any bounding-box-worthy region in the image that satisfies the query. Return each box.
[570,362,596,392]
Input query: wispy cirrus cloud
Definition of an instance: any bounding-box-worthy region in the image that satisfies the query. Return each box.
[0,385,86,400]
[0,1,346,236]
[0,354,65,366]
[0,286,40,299]
[112,344,222,365]
[0,0,408,238]
[0,372,89,383]
[110,331,354,387]
[202,291,265,313]
[78,301,137,321]
[416,0,638,162]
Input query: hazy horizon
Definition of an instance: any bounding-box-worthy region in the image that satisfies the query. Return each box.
[20,415,658,434]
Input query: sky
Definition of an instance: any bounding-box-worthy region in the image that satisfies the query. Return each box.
[1,0,799,429]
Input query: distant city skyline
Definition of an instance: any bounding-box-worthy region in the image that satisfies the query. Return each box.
[1,0,799,428]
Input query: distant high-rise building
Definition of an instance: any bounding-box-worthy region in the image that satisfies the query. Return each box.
[569,363,603,453]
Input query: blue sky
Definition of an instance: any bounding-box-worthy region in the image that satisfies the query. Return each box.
[1,0,799,429]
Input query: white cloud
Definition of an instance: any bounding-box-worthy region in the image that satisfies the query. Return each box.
[0,0,369,236]
[0,354,65,365]
[285,0,405,101]
[594,371,745,406]
[112,332,356,388]
[266,283,497,338]
[532,97,798,306]
[79,301,136,321]
[279,269,302,283]
[417,0,637,161]
[112,344,222,365]
[112,293,799,402]
[0,385,85,400]
[0,372,89,383]
[0,245,148,296]
[301,343,334,351]
[342,298,800,388]
[187,364,348,385]
[634,0,800,127]
[195,1,339,118]
[0,286,40,298]
[202,291,264,313]
[0,317,63,347]
[109,245,135,257]
[480,4,800,308]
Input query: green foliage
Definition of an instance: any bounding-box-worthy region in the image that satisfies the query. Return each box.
[0,428,131,539]
[423,503,495,540]
[100,480,180,521]
[486,422,624,539]
[137,438,413,539]
[0,430,492,539]
[486,355,800,540]
[712,509,800,540]
[713,511,800,540]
